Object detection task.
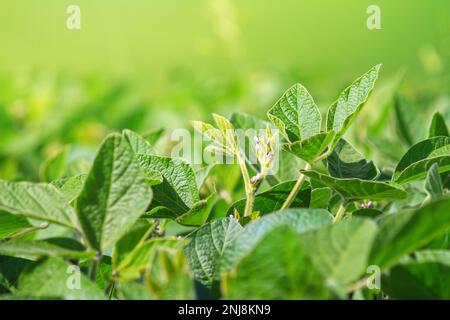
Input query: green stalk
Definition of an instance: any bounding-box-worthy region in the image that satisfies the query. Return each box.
[90,253,102,281]
[0,222,49,243]
[280,147,333,210]
[237,151,255,217]
[333,202,347,223]
[281,163,311,210]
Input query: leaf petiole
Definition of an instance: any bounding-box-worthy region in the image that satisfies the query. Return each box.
[280,163,311,210]
[333,202,347,223]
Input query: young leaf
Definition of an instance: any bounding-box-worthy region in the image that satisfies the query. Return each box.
[425,163,444,200]
[428,112,449,138]
[16,257,104,299]
[227,181,311,216]
[223,226,329,299]
[283,131,334,163]
[299,218,378,284]
[326,65,381,147]
[184,217,243,287]
[76,133,153,252]
[302,170,408,201]
[0,180,78,229]
[326,139,379,180]
[369,197,450,269]
[267,83,321,142]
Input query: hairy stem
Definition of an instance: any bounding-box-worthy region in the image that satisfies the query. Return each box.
[333,202,347,223]
[281,163,312,210]
[237,151,255,217]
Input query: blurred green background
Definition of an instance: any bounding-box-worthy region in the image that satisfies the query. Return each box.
[0,0,449,180]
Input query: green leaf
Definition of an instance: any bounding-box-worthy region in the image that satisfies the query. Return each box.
[394,136,450,183]
[393,94,415,146]
[145,245,195,299]
[382,250,450,299]
[184,217,243,287]
[0,180,78,229]
[223,226,329,299]
[176,192,216,226]
[39,146,69,182]
[143,128,166,146]
[298,218,378,284]
[425,163,444,200]
[122,129,155,155]
[222,208,332,273]
[310,187,332,209]
[283,131,334,163]
[227,181,311,216]
[326,139,378,180]
[229,112,298,185]
[51,174,86,203]
[428,112,449,138]
[352,208,383,219]
[302,170,407,201]
[369,197,450,268]
[0,256,31,294]
[16,257,104,299]
[193,114,237,155]
[116,282,153,300]
[0,239,95,260]
[395,156,450,185]
[230,112,269,131]
[137,154,199,216]
[326,65,381,147]
[76,133,153,252]
[0,211,32,240]
[79,256,112,290]
[267,83,321,142]
[114,238,182,281]
[112,219,153,269]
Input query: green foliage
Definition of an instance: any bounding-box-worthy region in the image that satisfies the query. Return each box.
[223,226,330,299]
[0,64,449,300]
[369,198,450,268]
[393,136,450,184]
[76,134,153,252]
[302,170,408,201]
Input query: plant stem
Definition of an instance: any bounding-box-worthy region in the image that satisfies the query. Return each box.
[281,163,312,210]
[333,202,347,223]
[105,282,115,300]
[345,276,369,294]
[237,151,254,217]
[0,222,49,243]
[90,253,102,281]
